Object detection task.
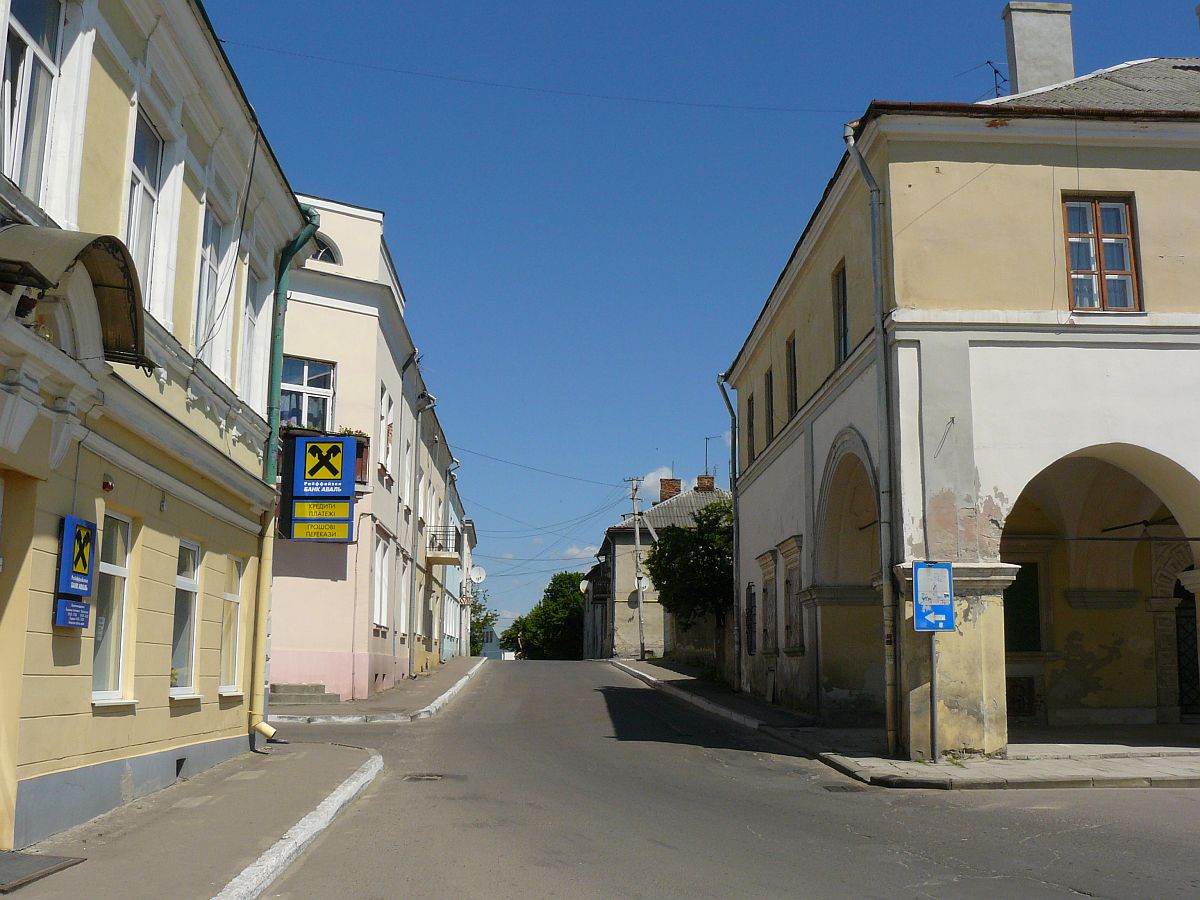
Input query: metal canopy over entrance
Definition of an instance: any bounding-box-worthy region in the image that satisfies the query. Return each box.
[0,224,152,369]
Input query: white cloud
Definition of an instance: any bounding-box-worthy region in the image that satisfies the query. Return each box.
[500,609,520,620]
[640,466,695,499]
[564,544,599,560]
[501,552,515,559]
[530,536,544,546]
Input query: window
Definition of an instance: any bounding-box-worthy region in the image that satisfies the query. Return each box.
[126,109,163,296]
[745,584,757,656]
[240,270,268,404]
[194,205,228,364]
[281,356,335,430]
[2,0,61,199]
[171,541,200,696]
[373,535,389,628]
[764,369,775,443]
[398,555,409,638]
[1003,562,1042,653]
[762,582,776,653]
[783,569,803,652]
[220,558,242,692]
[93,514,131,698]
[402,439,412,501]
[833,263,849,364]
[1064,197,1139,311]
[746,394,756,463]
[785,335,798,419]
[378,385,394,474]
[310,234,338,264]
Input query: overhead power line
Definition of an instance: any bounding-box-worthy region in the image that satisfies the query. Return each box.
[450,444,620,488]
[218,37,856,115]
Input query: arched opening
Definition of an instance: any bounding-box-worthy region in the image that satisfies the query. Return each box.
[810,438,884,725]
[310,234,340,265]
[999,447,1200,737]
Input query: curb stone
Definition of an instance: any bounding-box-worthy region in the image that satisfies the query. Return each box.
[269,658,487,724]
[212,748,383,900]
[610,659,768,731]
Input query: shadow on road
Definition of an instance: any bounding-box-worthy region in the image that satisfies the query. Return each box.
[596,685,807,758]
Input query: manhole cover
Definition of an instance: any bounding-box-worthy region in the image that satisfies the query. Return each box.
[823,783,869,792]
[403,773,444,782]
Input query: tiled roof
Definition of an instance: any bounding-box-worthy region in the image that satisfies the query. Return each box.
[606,487,731,534]
[983,58,1200,112]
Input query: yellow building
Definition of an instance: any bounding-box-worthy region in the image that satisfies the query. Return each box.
[0,0,308,847]
[725,3,1200,758]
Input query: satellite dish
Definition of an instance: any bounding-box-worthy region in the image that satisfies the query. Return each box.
[637,575,649,591]
[469,565,487,584]
[579,579,589,594]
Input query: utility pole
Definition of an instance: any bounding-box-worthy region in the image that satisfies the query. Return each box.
[625,476,647,661]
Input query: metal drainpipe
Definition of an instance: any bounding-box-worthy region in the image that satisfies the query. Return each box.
[718,375,742,693]
[393,350,417,667]
[407,392,436,678]
[843,124,900,757]
[249,204,320,745]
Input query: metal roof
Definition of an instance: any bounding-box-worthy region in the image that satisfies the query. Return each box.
[985,58,1200,112]
[606,487,731,535]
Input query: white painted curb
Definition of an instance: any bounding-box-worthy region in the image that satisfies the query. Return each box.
[270,658,488,724]
[212,749,383,899]
[609,659,766,731]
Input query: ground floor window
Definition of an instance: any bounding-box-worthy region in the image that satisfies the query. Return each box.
[1003,562,1042,653]
[172,540,200,695]
[745,584,757,656]
[220,557,242,692]
[783,568,803,651]
[93,513,132,698]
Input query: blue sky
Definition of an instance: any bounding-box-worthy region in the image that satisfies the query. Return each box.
[206,1,1195,626]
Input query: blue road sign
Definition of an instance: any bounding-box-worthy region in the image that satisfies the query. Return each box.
[54,598,91,628]
[292,437,357,497]
[56,515,97,597]
[913,561,955,632]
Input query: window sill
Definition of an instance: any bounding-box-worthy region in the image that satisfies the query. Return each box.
[169,692,203,703]
[1069,309,1147,318]
[218,690,243,699]
[782,647,806,657]
[92,697,138,708]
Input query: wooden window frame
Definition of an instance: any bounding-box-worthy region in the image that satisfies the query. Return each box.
[1063,196,1141,312]
[833,262,849,364]
[764,368,775,443]
[785,335,798,419]
[746,394,756,463]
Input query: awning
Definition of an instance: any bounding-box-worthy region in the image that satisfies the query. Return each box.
[0,224,152,369]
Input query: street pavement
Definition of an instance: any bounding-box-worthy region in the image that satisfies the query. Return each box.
[266,659,1200,899]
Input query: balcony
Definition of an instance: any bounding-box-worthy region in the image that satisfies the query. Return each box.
[426,526,462,567]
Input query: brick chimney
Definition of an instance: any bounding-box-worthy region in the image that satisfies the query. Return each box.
[1002,3,1074,95]
[696,475,715,492]
[659,478,682,502]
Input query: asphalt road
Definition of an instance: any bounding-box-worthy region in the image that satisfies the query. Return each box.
[268,660,1200,899]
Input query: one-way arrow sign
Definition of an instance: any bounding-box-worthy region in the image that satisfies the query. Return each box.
[913,561,955,633]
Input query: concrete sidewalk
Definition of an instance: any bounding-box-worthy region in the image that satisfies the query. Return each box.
[19,741,376,899]
[270,656,486,723]
[613,658,1200,790]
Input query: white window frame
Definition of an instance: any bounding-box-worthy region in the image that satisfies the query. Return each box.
[1,0,64,202]
[171,539,201,698]
[378,385,393,475]
[281,355,336,431]
[92,512,131,701]
[125,106,163,300]
[373,534,389,628]
[397,554,409,638]
[240,262,269,409]
[220,556,242,693]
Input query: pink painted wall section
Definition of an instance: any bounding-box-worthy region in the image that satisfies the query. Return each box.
[270,648,356,699]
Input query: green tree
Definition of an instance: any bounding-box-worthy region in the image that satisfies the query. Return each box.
[643,497,733,629]
[499,571,584,659]
[469,588,499,656]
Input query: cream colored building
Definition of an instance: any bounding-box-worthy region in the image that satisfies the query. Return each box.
[269,195,473,701]
[0,0,310,847]
[725,3,1200,759]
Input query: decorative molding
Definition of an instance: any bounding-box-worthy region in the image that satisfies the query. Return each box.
[776,534,803,568]
[1064,590,1139,610]
[894,561,1020,595]
[1147,596,1182,613]
[1178,570,1200,595]
[798,584,880,607]
[755,550,777,581]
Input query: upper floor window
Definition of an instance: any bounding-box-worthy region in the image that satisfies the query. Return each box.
[764,368,775,443]
[1065,197,1139,311]
[785,335,798,419]
[311,234,339,264]
[240,269,268,405]
[746,394,756,464]
[378,385,394,474]
[833,262,849,364]
[127,110,163,297]
[282,355,335,430]
[3,0,61,201]
[194,205,228,365]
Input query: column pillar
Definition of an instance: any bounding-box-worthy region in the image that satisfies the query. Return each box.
[896,561,1019,759]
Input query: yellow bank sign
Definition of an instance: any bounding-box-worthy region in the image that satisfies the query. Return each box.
[293,501,352,519]
[291,521,352,541]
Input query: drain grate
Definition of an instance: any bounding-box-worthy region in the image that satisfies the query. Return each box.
[823,783,869,792]
[403,773,444,782]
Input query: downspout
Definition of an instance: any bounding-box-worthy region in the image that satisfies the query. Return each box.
[718,375,742,693]
[248,204,320,745]
[407,391,436,678]
[843,123,899,757]
[393,349,418,667]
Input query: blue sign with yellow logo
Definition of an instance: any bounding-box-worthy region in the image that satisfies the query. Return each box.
[56,515,97,598]
[292,437,357,497]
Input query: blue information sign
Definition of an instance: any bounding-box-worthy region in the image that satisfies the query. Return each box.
[56,515,97,597]
[54,598,91,629]
[913,561,955,633]
[291,437,357,497]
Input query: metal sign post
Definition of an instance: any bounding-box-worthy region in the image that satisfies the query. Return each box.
[913,561,955,761]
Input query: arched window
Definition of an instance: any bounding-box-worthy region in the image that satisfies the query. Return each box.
[310,234,339,264]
